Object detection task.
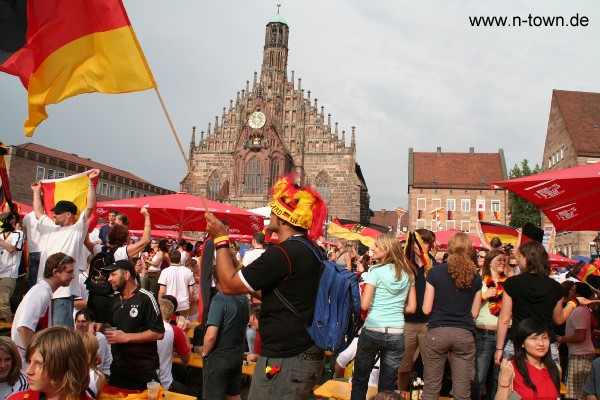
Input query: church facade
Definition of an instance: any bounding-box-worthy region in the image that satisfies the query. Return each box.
[181,12,370,225]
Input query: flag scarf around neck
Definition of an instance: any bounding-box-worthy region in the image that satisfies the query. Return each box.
[405,231,432,276]
[40,170,98,232]
[0,0,156,137]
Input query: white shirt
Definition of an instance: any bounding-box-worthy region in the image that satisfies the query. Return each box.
[158,265,195,311]
[22,211,42,252]
[242,248,266,267]
[0,371,28,399]
[92,243,129,261]
[0,230,24,278]
[11,279,53,369]
[96,332,113,376]
[36,214,90,297]
[157,321,175,389]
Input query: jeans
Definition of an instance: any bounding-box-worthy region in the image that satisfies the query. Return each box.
[248,345,324,400]
[247,326,257,354]
[351,328,405,400]
[422,327,475,400]
[471,330,498,400]
[51,296,74,327]
[27,252,41,289]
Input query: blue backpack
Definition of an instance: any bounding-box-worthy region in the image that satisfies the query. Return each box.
[274,236,362,353]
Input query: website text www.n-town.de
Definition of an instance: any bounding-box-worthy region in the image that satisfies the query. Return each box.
[469,13,589,27]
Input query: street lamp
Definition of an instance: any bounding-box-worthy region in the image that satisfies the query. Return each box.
[594,232,600,258]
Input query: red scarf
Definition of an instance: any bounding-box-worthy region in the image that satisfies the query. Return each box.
[484,274,507,316]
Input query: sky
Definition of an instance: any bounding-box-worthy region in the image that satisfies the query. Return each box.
[1,1,599,211]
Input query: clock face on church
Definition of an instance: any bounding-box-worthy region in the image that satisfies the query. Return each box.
[248,111,266,129]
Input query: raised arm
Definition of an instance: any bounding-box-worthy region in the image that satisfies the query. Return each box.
[126,207,151,257]
[31,182,45,220]
[83,169,100,222]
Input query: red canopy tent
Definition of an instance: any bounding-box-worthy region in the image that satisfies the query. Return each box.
[96,193,264,237]
[493,162,600,232]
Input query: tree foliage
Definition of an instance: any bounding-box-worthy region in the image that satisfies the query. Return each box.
[508,159,541,228]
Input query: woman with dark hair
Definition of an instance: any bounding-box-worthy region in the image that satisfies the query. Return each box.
[472,249,507,400]
[495,318,560,400]
[494,241,593,366]
[421,232,482,400]
[142,238,169,298]
[0,337,28,399]
[8,326,91,400]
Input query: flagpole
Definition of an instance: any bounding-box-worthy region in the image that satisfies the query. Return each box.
[153,87,209,214]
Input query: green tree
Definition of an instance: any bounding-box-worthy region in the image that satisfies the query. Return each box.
[508,159,541,228]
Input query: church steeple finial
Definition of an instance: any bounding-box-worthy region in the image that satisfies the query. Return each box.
[276,2,282,13]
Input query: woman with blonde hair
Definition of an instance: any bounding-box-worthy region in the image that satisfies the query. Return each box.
[335,239,353,271]
[351,233,416,400]
[8,326,91,400]
[78,332,106,399]
[422,232,483,400]
[0,337,28,399]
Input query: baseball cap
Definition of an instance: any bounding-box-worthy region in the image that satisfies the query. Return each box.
[51,200,77,214]
[102,259,136,275]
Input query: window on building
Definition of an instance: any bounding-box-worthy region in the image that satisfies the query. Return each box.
[36,166,45,181]
[446,220,456,230]
[57,171,65,178]
[461,220,470,232]
[417,198,426,210]
[47,169,55,179]
[416,219,426,229]
[269,158,280,188]
[314,171,331,204]
[117,187,122,198]
[446,199,456,212]
[130,190,135,198]
[461,199,470,212]
[431,220,438,232]
[206,171,221,201]
[243,156,263,195]
[101,183,108,196]
[109,185,115,198]
[431,198,441,210]
[491,201,501,212]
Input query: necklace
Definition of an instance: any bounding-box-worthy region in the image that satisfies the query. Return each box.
[119,292,135,308]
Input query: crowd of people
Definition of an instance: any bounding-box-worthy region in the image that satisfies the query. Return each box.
[2,171,600,400]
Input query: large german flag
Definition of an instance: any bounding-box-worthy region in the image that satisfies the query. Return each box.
[328,218,390,247]
[0,0,156,137]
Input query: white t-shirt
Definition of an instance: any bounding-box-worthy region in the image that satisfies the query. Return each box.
[96,332,112,376]
[242,248,266,267]
[11,279,53,369]
[0,371,28,399]
[179,250,188,266]
[157,265,195,311]
[0,230,24,278]
[91,244,129,261]
[157,321,175,389]
[22,211,42,252]
[566,306,595,355]
[36,214,90,298]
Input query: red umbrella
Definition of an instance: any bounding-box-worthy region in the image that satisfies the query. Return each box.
[96,193,264,236]
[493,162,600,231]
[548,253,579,269]
[434,230,484,251]
[129,230,195,241]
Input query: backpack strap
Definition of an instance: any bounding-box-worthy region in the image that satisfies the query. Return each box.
[286,235,325,263]
[273,287,310,330]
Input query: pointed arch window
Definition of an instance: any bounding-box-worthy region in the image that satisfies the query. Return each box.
[244,156,263,194]
[314,171,331,204]
[269,158,280,188]
[207,171,221,201]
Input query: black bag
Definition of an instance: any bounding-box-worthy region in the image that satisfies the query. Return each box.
[85,246,117,295]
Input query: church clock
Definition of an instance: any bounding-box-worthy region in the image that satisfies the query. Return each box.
[248,111,266,129]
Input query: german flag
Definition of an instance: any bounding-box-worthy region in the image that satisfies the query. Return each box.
[479,221,519,245]
[0,0,156,136]
[569,260,600,290]
[40,170,98,232]
[327,218,390,247]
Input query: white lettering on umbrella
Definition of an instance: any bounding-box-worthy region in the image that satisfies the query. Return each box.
[534,183,564,200]
[155,224,180,230]
[251,223,262,231]
[556,207,578,221]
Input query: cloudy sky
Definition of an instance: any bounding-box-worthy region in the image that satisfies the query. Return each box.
[1,1,599,211]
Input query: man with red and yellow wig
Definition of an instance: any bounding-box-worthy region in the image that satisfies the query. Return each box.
[205,174,327,400]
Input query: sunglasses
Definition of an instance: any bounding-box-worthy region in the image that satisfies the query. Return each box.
[508,263,518,267]
[477,255,486,259]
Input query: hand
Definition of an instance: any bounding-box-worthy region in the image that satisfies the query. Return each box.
[31,182,41,193]
[494,348,504,365]
[205,212,228,238]
[141,207,150,218]
[498,358,514,386]
[176,316,190,332]
[485,288,498,299]
[89,322,103,333]
[104,329,128,345]
[577,296,600,306]
[247,353,258,362]
[88,169,100,179]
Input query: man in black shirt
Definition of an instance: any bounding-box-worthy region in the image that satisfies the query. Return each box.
[205,174,327,400]
[99,259,165,391]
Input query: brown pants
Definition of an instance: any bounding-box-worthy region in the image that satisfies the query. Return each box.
[422,327,475,400]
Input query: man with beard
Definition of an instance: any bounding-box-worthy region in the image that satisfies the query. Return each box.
[96,259,164,391]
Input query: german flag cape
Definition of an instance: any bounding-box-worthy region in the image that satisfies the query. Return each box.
[0,0,156,136]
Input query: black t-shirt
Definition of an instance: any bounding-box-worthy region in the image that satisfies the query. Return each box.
[426,263,482,331]
[503,273,562,341]
[240,236,320,358]
[109,287,165,373]
[405,254,441,324]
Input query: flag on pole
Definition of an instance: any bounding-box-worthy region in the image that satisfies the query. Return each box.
[493,211,501,221]
[479,221,519,245]
[40,170,98,232]
[327,218,389,248]
[428,207,445,232]
[0,0,156,137]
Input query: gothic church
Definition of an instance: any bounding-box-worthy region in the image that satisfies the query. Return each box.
[181,11,370,224]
